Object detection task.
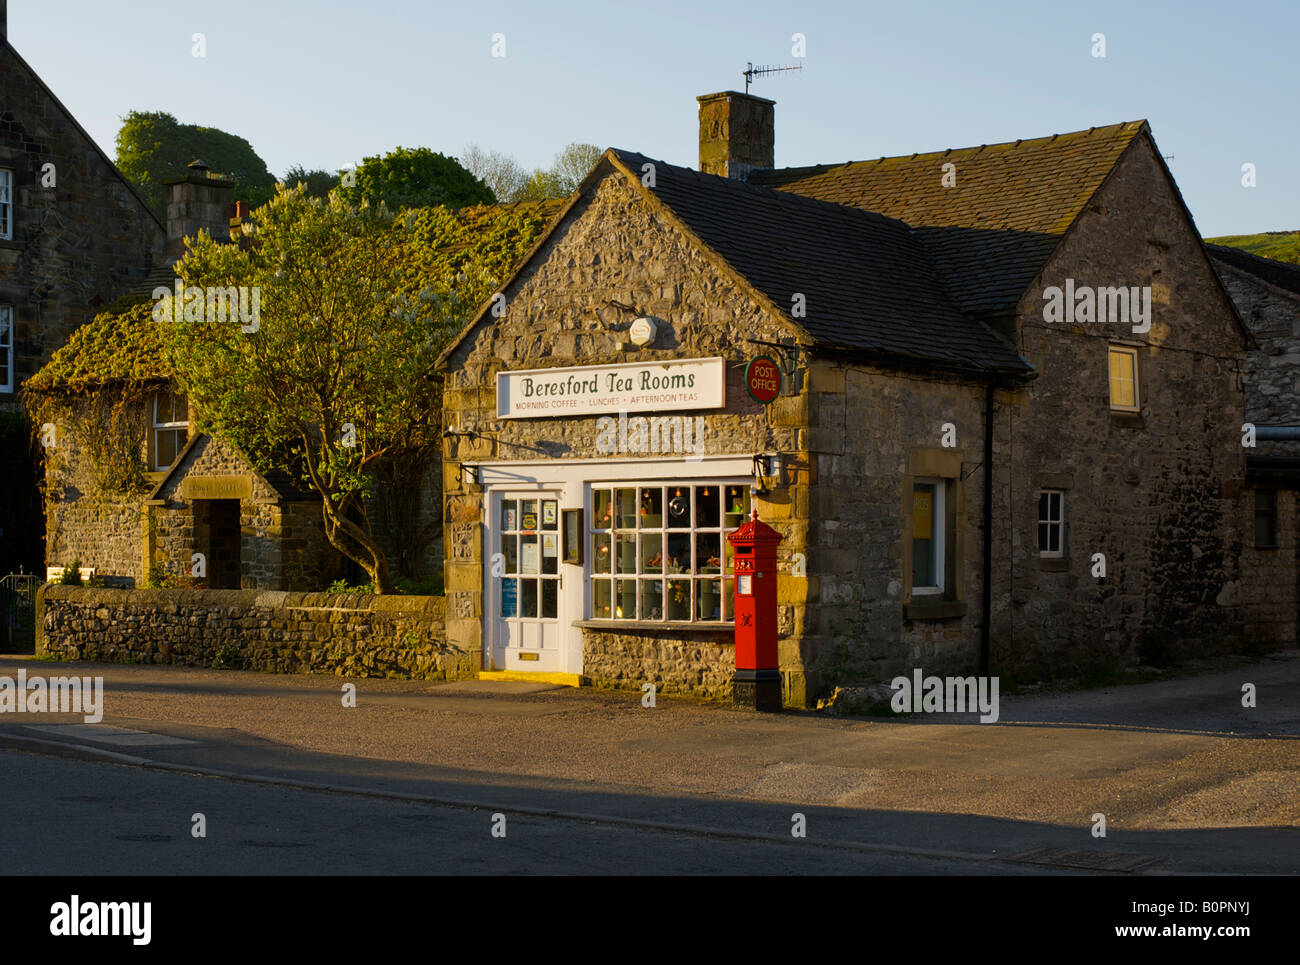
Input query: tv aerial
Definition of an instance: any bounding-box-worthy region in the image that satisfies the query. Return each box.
[743,62,803,94]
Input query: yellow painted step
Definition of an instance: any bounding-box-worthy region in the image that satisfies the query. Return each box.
[477,670,586,688]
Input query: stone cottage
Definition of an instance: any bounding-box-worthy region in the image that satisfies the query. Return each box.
[26,158,562,591]
[438,90,1268,704]
[1208,244,1300,647]
[0,6,165,572]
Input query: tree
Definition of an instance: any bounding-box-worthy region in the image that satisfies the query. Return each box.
[281,165,341,199]
[165,186,474,593]
[115,110,276,219]
[338,146,495,210]
[549,142,604,195]
[513,167,570,202]
[460,144,529,204]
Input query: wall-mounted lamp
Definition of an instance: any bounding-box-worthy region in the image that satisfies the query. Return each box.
[752,452,783,495]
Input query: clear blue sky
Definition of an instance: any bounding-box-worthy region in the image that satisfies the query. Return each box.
[9,0,1297,236]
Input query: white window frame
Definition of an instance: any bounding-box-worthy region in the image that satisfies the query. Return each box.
[151,390,188,471]
[0,305,12,393]
[588,481,750,624]
[1108,344,1140,412]
[911,477,946,596]
[0,169,12,241]
[1038,489,1065,558]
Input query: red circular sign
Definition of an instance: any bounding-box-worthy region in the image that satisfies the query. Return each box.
[745,356,782,404]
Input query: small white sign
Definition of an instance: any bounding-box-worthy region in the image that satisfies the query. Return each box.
[497,358,726,419]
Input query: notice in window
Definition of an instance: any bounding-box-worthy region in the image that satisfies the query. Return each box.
[542,534,558,558]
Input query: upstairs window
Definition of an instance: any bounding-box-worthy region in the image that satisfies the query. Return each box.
[1108,345,1140,412]
[1037,490,1066,557]
[152,390,188,471]
[0,305,12,392]
[0,169,11,240]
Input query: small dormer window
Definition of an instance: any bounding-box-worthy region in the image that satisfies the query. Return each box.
[0,169,12,240]
[152,390,188,471]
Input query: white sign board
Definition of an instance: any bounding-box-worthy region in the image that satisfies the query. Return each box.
[496,357,726,419]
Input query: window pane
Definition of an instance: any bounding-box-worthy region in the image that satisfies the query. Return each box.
[521,499,539,531]
[500,499,517,531]
[615,578,636,619]
[520,534,539,574]
[592,579,612,619]
[640,580,664,621]
[695,485,720,527]
[666,487,691,527]
[541,499,558,531]
[501,578,518,618]
[615,488,637,529]
[593,533,611,574]
[614,533,636,574]
[724,485,750,523]
[912,483,936,586]
[641,533,663,572]
[667,579,691,621]
[1038,492,1049,523]
[697,579,722,620]
[541,579,557,619]
[667,533,690,574]
[697,533,721,573]
[521,579,538,618]
[500,533,518,573]
[594,490,612,530]
[640,487,662,528]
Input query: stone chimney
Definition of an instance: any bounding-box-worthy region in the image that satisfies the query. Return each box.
[162,159,236,262]
[697,91,774,180]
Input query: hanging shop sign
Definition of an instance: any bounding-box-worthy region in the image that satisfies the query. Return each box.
[745,356,782,405]
[497,357,726,419]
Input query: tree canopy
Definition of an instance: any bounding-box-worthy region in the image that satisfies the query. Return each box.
[115,110,277,219]
[338,146,496,210]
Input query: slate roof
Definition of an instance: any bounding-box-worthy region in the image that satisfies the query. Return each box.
[608,149,1028,374]
[748,121,1148,317]
[1208,244,1300,299]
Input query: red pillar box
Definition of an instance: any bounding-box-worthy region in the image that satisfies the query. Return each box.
[727,509,784,711]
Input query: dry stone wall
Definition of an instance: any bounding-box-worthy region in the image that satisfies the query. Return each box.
[38,585,464,679]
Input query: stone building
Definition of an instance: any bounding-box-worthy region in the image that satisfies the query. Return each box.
[0,6,165,571]
[1208,245,1300,648]
[438,91,1270,703]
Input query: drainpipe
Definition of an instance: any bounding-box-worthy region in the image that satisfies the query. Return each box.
[1252,426,1300,440]
[980,381,995,677]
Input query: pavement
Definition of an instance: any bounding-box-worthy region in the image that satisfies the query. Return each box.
[0,651,1297,874]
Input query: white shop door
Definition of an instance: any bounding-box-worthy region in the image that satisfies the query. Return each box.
[489,492,564,672]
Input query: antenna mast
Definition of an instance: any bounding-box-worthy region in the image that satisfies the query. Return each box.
[743,62,803,94]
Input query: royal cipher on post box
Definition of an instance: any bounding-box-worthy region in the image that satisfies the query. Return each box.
[727,510,784,711]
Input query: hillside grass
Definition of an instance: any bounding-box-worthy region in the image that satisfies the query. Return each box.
[1206,230,1300,265]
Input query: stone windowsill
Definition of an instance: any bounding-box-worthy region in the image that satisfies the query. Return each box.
[1109,410,1144,427]
[574,619,734,635]
[0,239,23,252]
[903,600,967,620]
[1036,557,1070,572]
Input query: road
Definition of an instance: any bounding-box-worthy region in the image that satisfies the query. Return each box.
[0,651,1296,874]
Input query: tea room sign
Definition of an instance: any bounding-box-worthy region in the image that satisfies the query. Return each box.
[496,357,726,419]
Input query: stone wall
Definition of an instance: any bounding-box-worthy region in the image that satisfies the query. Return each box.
[995,134,1252,677]
[1238,489,1298,648]
[37,585,467,679]
[1217,261,1300,427]
[582,630,735,699]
